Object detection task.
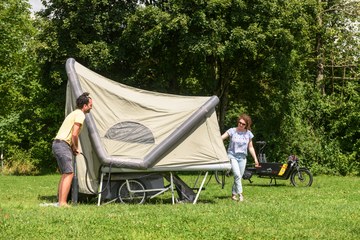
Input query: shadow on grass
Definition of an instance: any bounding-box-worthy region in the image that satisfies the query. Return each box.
[38,194,99,205]
[215,195,232,200]
[244,182,289,187]
[38,195,58,202]
[145,197,216,205]
[77,196,217,206]
[36,193,220,206]
[219,180,291,188]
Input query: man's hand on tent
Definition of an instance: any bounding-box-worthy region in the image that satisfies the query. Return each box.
[71,145,80,155]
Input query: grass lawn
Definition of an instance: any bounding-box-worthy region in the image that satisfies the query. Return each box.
[0,174,359,239]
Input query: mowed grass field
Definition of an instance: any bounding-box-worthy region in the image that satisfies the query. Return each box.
[0,174,359,239]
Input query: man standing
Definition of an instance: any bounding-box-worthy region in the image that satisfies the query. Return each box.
[52,92,93,207]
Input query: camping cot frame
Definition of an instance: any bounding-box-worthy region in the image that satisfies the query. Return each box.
[66,58,231,205]
[97,170,209,205]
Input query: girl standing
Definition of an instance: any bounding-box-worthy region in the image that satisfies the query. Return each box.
[222,113,260,201]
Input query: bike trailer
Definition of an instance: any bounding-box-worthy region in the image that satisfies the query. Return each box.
[255,162,284,176]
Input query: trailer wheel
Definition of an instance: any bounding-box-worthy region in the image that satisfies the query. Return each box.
[290,169,313,187]
[214,170,231,189]
[214,171,226,189]
[118,180,146,204]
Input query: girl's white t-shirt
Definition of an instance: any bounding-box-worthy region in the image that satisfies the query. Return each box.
[226,128,254,157]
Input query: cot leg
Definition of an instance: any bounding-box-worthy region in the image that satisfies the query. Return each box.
[193,171,208,204]
[170,172,175,205]
[97,172,104,206]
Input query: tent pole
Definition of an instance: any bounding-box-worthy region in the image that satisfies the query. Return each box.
[97,172,104,206]
[193,171,208,204]
[71,155,78,205]
[170,172,175,205]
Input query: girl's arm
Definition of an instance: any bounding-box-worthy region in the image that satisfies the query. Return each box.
[221,131,229,141]
[248,140,260,167]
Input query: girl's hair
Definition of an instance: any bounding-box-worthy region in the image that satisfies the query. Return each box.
[238,113,252,130]
[76,92,91,109]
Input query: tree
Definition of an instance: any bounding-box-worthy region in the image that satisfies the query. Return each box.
[315,0,360,94]
[0,0,44,174]
[33,0,359,175]
[121,0,360,174]
[119,0,317,132]
[310,0,360,174]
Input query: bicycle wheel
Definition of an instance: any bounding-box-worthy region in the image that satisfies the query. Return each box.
[214,171,223,184]
[118,180,146,204]
[215,170,232,189]
[290,169,313,187]
[214,171,225,189]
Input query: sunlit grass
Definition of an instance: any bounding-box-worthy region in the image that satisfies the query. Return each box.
[0,174,359,239]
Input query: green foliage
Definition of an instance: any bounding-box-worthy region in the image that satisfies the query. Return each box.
[267,80,360,176]
[0,0,358,175]
[221,102,248,131]
[31,1,142,175]
[313,82,360,175]
[0,0,46,174]
[30,139,57,174]
[1,147,39,175]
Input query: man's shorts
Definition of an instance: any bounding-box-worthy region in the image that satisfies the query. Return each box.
[52,139,73,174]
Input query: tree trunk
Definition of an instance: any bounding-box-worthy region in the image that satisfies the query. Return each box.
[315,1,326,95]
[214,59,229,132]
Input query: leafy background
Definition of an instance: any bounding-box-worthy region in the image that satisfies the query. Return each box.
[0,0,359,175]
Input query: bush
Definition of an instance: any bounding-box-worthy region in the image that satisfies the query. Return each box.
[1,148,39,175]
[30,140,57,174]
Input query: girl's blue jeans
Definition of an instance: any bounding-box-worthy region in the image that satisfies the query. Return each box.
[229,154,247,195]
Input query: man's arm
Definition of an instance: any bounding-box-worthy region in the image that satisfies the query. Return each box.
[71,122,82,155]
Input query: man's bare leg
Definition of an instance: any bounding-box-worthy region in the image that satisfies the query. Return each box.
[58,173,74,207]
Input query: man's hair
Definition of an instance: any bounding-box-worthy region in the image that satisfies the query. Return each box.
[76,92,91,109]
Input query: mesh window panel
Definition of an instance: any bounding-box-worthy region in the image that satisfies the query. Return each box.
[105,121,155,144]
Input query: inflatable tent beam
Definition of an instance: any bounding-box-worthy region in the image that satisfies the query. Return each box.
[66,58,219,170]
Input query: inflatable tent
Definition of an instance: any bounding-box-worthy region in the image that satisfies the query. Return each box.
[65,58,231,204]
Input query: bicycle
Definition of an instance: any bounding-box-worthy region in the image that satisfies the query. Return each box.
[256,141,267,163]
[245,154,313,186]
[215,141,313,187]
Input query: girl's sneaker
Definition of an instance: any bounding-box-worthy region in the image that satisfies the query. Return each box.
[239,194,244,202]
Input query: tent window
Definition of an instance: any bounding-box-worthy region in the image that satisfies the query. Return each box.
[105,121,155,144]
